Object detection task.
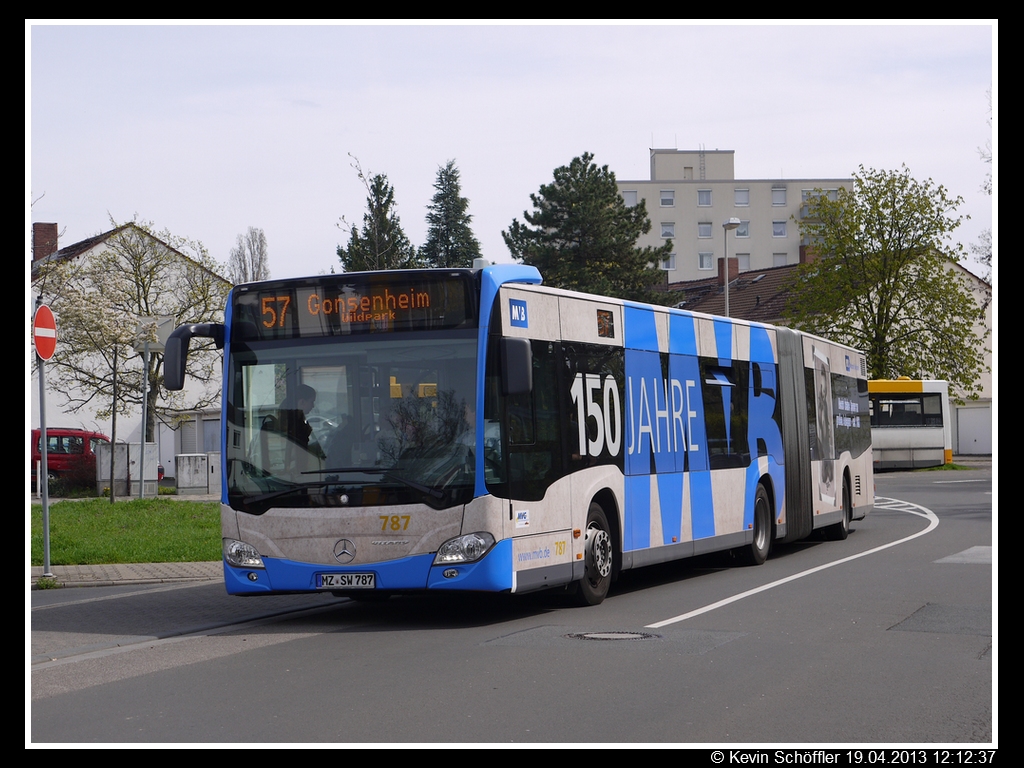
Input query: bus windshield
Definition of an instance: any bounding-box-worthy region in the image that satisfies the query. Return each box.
[226,331,478,514]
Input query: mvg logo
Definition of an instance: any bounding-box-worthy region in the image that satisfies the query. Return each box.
[509,299,529,328]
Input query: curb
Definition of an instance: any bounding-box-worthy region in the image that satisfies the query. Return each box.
[31,561,223,589]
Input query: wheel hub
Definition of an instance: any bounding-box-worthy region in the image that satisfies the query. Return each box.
[587,526,612,579]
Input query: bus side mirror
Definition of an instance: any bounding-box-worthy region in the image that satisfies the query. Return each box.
[501,337,532,396]
[164,323,225,391]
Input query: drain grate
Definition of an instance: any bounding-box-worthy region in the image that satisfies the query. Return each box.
[565,631,660,641]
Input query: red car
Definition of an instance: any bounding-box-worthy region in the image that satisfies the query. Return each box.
[31,428,110,491]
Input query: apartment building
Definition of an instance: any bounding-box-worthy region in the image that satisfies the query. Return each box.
[618,148,851,282]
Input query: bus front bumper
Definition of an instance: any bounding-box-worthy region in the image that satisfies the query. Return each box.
[223,539,514,595]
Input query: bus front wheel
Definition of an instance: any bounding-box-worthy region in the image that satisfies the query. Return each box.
[574,502,613,606]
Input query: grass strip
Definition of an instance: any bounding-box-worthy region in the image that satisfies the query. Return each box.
[30,497,220,566]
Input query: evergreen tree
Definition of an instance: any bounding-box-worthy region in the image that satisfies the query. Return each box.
[419,160,482,268]
[502,152,673,303]
[337,171,419,272]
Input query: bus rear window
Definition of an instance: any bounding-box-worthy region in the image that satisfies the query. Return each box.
[869,393,943,427]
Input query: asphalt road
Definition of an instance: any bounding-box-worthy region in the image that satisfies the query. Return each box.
[29,465,994,745]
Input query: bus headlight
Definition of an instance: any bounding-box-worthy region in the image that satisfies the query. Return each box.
[434,532,495,565]
[224,538,265,569]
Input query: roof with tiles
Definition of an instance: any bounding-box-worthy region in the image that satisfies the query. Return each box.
[660,263,801,324]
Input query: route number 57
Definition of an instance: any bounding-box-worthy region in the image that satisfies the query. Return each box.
[261,296,291,329]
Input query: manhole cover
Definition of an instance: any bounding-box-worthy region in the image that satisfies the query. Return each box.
[565,631,660,641]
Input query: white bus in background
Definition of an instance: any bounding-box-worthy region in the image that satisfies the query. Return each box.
[868,379,952,470]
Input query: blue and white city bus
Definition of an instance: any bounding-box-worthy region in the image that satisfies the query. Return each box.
[165,263,873,605]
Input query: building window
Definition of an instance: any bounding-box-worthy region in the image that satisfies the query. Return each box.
[773,252,788,267]
[736,221,750,238]
[698,189,712,207]
[773,221,787,237]
[660,190,675,207]
[202,418,221,453]
[661,222,675,238]
[772,187,786,206]
[736,254,750,271]
[698,222,712,239]
[622,190,637,207]
[802,188,839,202]
[734,188,750,207]
[661,253,676,271]
[699,252,714,270]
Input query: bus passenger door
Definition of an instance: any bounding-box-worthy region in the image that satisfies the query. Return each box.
[810,345,836,508]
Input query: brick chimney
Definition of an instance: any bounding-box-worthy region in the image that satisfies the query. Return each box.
[33,223,58,263]
[717,256,739,286]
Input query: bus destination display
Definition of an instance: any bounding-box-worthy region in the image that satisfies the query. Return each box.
[232,274,475,340]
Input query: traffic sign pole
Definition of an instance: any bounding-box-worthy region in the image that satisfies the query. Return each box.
[33,301,57,578]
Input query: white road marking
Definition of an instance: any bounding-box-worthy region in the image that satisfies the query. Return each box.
[935,545,991,564]
[645,496,939,629]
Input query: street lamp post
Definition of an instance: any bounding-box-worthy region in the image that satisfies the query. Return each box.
[722,218,741,317]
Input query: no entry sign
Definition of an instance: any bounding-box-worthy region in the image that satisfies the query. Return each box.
[33,304,57,360]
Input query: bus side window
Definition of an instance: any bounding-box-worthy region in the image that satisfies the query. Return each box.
[700,360,750,469]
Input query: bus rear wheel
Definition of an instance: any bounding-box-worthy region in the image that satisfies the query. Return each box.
[740,485,772,565]
[826,482,851,541]
[573,502,613,606]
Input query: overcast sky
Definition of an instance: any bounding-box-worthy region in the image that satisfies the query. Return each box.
[28,22,995,283]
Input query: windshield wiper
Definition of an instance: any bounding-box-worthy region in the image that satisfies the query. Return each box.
[241,468,446,505]
[239,481,330,506]
[302,467,387,475]
[302,466,445,500]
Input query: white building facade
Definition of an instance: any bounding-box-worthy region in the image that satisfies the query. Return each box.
[30,222,231,484]
[618,148,852,282]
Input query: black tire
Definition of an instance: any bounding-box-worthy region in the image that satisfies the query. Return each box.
[740,484,772,565]
[573,502,614,606]
[826,481,851,541]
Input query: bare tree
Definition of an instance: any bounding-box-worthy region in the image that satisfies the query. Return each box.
[229,226,270,284]
[972,88,992,285]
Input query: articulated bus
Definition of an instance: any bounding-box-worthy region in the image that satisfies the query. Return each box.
[165,264,873,605]
[868,379,952,470]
